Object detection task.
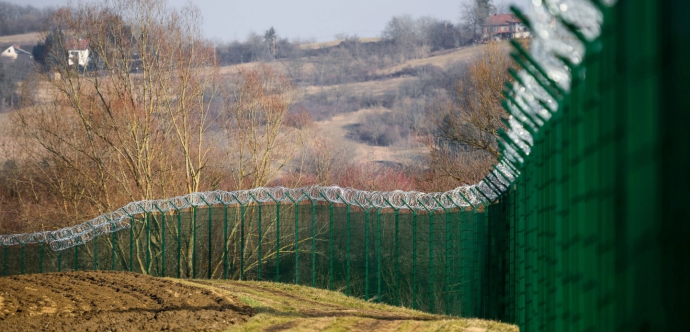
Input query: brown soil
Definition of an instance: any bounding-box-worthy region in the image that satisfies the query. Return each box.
[0,271,253,332]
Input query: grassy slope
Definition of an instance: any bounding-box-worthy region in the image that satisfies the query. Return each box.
[0,32,42,47]
[374,45,487,76]
[299,38,382,50]
[314,107,425,165]
[181,279,517,332]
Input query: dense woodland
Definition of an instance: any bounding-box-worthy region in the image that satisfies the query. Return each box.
[0,0,513,235]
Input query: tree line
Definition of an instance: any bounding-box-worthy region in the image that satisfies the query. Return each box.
[0,1,54,36]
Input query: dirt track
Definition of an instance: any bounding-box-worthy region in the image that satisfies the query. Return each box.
[0,271,253,332]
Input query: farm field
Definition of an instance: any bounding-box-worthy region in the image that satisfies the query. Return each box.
[0,271,518,332]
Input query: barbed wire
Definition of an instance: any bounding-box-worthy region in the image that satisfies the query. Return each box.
[0,177,514,251]
[0,0,603,252]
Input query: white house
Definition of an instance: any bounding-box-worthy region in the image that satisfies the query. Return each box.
[67,39,90,67]
[0,44,33,62]
[482,14,531,41]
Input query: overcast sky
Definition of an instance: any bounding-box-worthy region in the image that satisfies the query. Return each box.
[11,0,532,42]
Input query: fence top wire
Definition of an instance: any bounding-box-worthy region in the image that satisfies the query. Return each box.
[0,183,496,251]
[482,0,604,197]
[0,0,604,252]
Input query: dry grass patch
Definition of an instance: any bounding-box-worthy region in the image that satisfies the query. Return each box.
[375,45,495,76]
[304,77,414,98]
[300,38,381,50]
[184,279,518,332]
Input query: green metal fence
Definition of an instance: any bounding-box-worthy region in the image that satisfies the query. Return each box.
[480,0,690,331]
[0,199,494,317]
[1,0,689,330]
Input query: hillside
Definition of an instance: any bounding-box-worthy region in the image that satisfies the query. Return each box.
[374,45,490,76]
[0,271,518,332]
[0,32,41,48]
[299,37,381,50]
[315,107,425,165]
[301,44,487,166]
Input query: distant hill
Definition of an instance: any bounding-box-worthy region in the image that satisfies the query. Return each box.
[299,37,381,50]
[0,32,41,49]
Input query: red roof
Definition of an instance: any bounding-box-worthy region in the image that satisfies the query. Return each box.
[66,39,89,50]
[484,14,520,26]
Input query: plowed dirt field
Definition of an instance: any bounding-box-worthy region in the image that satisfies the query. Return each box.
[0,271,517,332]
[0,271,252,332]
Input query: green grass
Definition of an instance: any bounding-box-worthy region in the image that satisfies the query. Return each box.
[179,279,518,332]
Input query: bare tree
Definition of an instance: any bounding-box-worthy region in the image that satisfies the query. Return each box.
[4,0,223,274]
[425,42,512,189]
[382,14,429,60]
[221,65,308,190]
[460,0,495,42]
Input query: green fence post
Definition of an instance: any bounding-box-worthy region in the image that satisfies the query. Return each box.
[154,204,166,277]
[144,210,149,274]
[161,207,166,277]
[208,199,213,279]
[267,193,281,282]
[124,212,135,272]
[436,196,454,316]
[90,222,98,271]
[418,200,436,314]
[470,189,488,317]
[302,190,317,287]
[377,207,382,303]
[402,200,418,310]
[353,198,372,301]
[365,197,383,303]
[75,242,79,271]
[20,241,25,275]
[231,194,246,281]
[249,193,262,280]
[286,193,303,285]
[199,196,214,279]
[2,244,6,276]
[94,230,99,271]
[39,240,44,274]
[383,198,400,306]
[336,193,351,296]
[453,193,475,317]
[216,194,229,280]
[111,227,116,271]
[192,202,197,279]
[320,193,334,290]
[183,197,197,278]
[171,204,182,279]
